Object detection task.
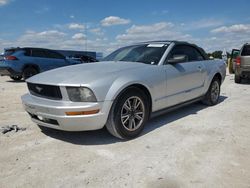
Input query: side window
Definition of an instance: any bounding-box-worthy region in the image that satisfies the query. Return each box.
[32,49,47,58]
[241,45,250,56]
[80,56,88,62]
[194,49,205,61]
[24,49,31,56]
[168,45,205,63]
[46,50,65,59]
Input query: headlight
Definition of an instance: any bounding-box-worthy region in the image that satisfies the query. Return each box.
[66,87,97,102]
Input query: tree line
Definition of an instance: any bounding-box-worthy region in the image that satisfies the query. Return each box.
[207,51,231,59]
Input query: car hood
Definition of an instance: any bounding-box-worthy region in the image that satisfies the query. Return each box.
[27,61,148,86]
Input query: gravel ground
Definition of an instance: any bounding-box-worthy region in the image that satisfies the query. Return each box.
[0,72,250,188]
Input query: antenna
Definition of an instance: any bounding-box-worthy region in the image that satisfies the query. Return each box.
[85,23,88,51]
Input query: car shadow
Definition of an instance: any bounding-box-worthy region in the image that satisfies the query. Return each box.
[240,79,250,85]
[41,127,122,145]
[6,80,25,83]
[42,96,228,145]
[143,96,227,136]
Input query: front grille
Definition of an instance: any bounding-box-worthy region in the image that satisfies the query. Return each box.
[27,82,62,100]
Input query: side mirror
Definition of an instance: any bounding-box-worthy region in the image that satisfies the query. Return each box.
[168,55,188,64]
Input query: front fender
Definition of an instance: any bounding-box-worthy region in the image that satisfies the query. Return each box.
[104,76,153,101]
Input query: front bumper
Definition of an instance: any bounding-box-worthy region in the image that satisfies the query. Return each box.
[21,93,113,131]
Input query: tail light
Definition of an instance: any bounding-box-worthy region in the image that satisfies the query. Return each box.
[5,56,18,60]
[236,57,241,66]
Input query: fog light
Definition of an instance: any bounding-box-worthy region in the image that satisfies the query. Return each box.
[65,109,100,116]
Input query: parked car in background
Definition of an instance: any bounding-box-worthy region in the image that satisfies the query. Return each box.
[228,49,240,74]
[22,41,226,139]
[0,47,81,81]
[69,54,98,63]
[234,43,250,83]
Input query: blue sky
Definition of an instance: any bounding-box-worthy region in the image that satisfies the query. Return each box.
[0,0,250,54]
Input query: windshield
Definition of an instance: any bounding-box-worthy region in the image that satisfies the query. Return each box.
[103,44,169,65]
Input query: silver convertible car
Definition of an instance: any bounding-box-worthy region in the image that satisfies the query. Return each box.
[21,41,226,139]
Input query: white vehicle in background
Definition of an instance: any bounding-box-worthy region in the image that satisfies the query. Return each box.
[0,53,4,61]
[21,41,226,139]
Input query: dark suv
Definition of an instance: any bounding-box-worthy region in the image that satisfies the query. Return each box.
[0,47,81,80]
[235,43,250,83]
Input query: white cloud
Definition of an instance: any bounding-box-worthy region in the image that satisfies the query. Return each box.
[90,28,104,36]
[2,20,250,57]
[200,24,250,52]
[19,30,66,42]
[101,16,130,27]
[70,15,75,19]
[190,19,223,29]
[0,30,67,50]
[116,22,190,43]
[68,23,85,30]
[190,28,249,53]
[72,33,86,40]
[193,36,248,53]
[211,24,250,34]
[0,29,111,55]
[0,0,11,6]
[127,22,174,34]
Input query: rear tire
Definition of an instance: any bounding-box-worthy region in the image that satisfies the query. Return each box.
[10,76,22,81]
[106,88,150,139]
[202,78,221,106]
[23,67,38,80]
[228,61,234,74]
[234,74,241,83]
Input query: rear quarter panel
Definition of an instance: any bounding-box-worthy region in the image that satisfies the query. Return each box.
[202,59,226,94]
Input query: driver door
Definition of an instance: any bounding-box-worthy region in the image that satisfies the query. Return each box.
[164,44,206,107]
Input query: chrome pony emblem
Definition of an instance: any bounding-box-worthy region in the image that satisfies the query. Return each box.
[35,86,43,93]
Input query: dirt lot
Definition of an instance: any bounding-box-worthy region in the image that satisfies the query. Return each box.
[0,73,250,188]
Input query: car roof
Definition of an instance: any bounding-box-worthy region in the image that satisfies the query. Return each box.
[4,47,54,51]
[137,40,186,43]
[135,40,201,47]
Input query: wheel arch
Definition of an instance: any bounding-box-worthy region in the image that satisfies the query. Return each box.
[213,72,222,85]
[105,82,153,139]
[22,64,40,73]
[107,82,153,115]
[203,71,223,94]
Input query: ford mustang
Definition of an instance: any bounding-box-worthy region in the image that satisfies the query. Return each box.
[21,41,226,139]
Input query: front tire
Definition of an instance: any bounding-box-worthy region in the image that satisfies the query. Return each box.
[202,78,221,106]
[106,88,150,139]
[228,62,234,74]
[23,67,38,80]
[10,76,22,81]
[234,74,241,83]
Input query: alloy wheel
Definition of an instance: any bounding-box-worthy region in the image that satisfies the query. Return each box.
[211,81,220,103]
[120,96,145,131]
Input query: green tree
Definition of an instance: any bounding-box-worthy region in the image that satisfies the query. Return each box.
[212,51,223,59]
